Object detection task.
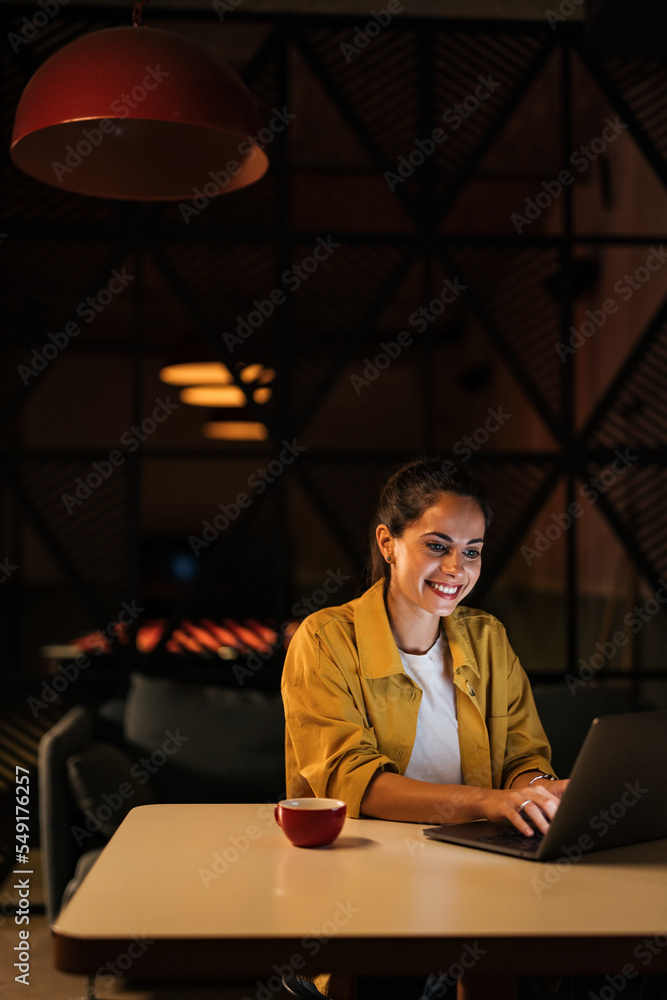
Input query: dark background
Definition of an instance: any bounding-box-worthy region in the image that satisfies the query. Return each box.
[2,1,667,705]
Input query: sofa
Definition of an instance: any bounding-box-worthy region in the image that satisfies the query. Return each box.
[38,672,286,923]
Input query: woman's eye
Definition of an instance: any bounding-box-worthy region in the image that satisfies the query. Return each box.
[464,549,481,560]
[427,543,445,552]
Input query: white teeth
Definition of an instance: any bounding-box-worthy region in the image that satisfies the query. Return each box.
[428,582,459,595]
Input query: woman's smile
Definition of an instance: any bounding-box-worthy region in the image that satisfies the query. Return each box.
[425,580,463,598]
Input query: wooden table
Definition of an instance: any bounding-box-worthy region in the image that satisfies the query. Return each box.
[52,803,667,999]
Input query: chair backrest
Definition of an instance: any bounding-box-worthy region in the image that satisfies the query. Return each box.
[38,705,93,924]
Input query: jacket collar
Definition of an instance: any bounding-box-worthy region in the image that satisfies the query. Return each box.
[443,612,481,679]
[354,579,481,679]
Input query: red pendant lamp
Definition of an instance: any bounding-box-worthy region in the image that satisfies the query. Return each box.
[10,5,269,200]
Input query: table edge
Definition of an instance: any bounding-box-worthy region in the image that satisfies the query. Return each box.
[53,932,667,978]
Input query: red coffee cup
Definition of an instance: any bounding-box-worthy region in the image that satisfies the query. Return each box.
[274,798,346,847]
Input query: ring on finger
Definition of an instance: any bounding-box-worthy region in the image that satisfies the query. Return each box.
[519,799,532,812]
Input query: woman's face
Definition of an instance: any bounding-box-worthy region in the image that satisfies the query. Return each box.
[377,493,486,622]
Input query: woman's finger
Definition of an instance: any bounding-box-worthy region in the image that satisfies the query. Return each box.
[518,798,551,835]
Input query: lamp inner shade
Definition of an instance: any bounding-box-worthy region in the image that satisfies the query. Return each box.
[12,120,267,199]
[10,26,269,200]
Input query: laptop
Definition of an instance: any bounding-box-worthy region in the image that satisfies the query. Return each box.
[422,709,667,861]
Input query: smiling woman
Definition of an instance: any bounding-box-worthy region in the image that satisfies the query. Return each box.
[280,458,570,1000]
[282,458,568,829]
[282,461,567,1000]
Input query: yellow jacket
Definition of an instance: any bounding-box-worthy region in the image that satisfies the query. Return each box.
[282,578,554,817]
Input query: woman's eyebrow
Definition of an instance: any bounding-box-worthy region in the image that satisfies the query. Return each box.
[423,532,485,544]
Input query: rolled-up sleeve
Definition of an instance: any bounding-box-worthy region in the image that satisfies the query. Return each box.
[281,618,400,818]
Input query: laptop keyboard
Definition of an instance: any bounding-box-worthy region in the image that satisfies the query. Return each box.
[477,829,544,851]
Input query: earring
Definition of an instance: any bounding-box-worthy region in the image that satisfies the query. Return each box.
[386,556,392,563]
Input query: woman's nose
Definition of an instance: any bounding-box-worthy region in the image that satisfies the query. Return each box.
[440,550,464,576]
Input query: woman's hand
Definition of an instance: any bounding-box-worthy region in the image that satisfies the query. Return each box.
[478,779,569,836]
[360,771,571,828]
[543,778,569,800]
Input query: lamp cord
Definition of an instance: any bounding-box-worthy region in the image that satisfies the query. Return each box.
[132,0,148,27]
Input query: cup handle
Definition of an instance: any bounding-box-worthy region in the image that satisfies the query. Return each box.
[274,804,282,828]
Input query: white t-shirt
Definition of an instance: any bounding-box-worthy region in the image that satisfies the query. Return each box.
[398,632,463,785]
